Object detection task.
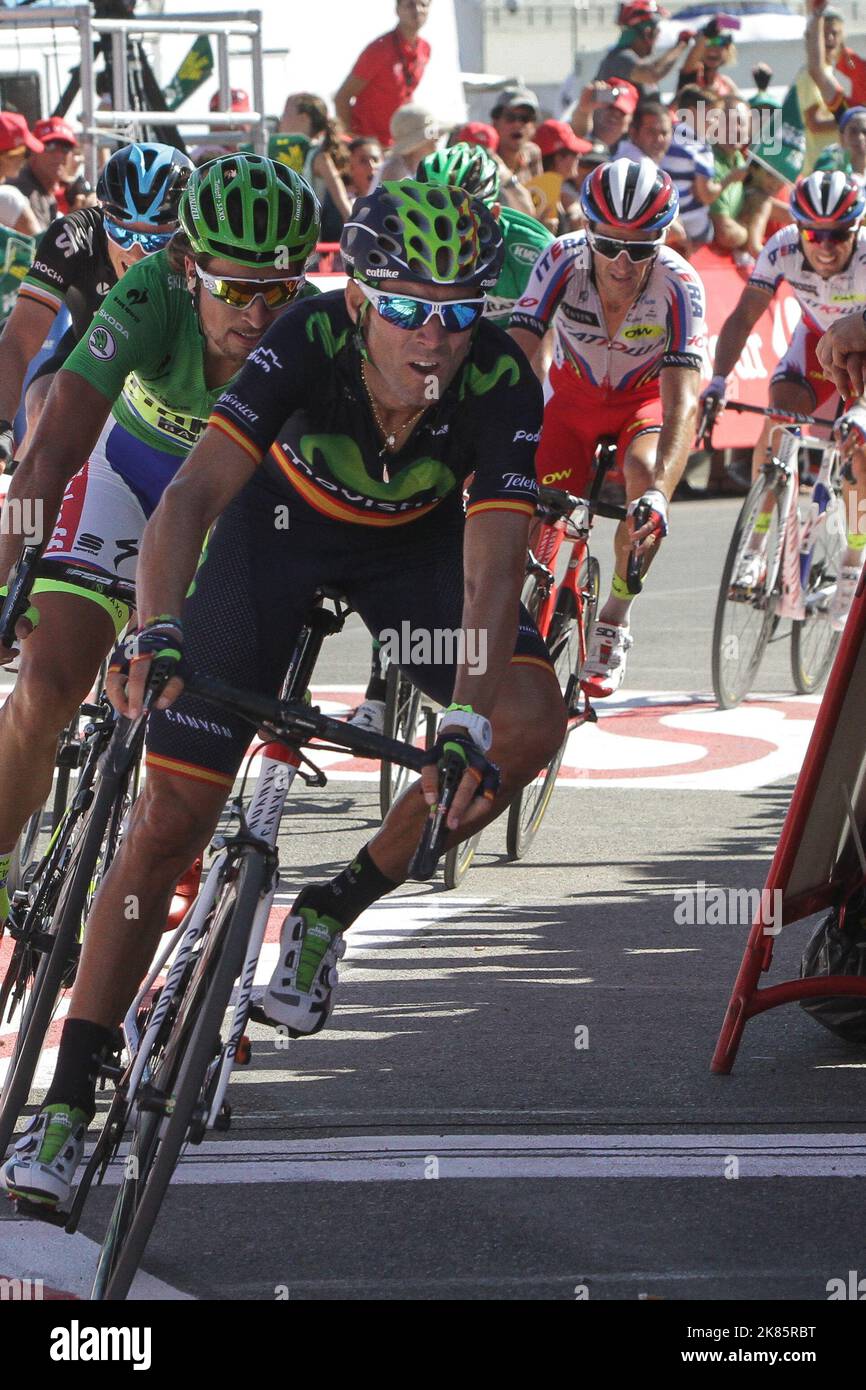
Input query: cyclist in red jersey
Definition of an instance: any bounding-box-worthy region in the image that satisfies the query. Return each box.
[509,156,705,695]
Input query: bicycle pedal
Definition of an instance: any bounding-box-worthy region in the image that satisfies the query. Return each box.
[11,1195,70,1227]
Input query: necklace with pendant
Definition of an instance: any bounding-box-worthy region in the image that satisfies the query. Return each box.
[361,362,424,483]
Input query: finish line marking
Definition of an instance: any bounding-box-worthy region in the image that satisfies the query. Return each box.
[77,1133,866,1184]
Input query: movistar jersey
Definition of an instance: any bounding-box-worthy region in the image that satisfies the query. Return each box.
[210,292,542,527]
[486,205,553,326]
[749,224,866,333]
[63,250,319,457]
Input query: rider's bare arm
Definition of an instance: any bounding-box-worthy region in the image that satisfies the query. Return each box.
[0,296,57,433]
[120,427,261,716]
[654,366,701,497]
[0,372,112,585]
[508,326,545,381]
[333,74,365,132]
[818,312,866,398]
[713,285,772,380]
[451,508,533,719]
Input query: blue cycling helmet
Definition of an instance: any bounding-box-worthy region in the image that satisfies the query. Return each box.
[97,143,193,226]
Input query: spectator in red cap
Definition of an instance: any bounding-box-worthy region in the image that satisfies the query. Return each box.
[452,121,499,154]
[13,116,78,230]
[596,1,695,101]
[569,79,639,153]
[192,88,252,160]
[0,113,41,235]
[533,119,592,228]
[335,0,432,148]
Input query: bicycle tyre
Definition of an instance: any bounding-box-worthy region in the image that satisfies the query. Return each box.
[442,831,481,889]
[711,476,782,709]
[0,737,139,1158]
[791,495,845,694]
[96,851,267,1301]
[379,664,425,818]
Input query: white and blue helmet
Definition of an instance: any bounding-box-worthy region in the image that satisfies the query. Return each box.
[97,142,193,226]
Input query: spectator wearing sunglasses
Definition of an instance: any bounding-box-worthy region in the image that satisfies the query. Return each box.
[703,171,866,631]
[0,143,192,466]
[596,0,694,102]
[676,18,740,100]
[335,0,432,148]
[11,116,79,232]
[490,85,541,217]
[0,112,41,237]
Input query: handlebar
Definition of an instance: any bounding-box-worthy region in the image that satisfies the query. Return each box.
[626,501,650,595]
[697,397,820,450]
[181,667,466,883]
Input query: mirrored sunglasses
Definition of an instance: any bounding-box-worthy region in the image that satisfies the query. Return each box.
[358,280,486,332]
[195,263,305,308]
[105,218,174,255]
[800,226,855,244]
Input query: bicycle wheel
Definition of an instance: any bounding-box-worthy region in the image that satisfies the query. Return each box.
[505,559,596,861]
[791,497,845,694]
[711,475,783,709]
[379,664,426,817]
[442,831,481,889]
[0,732,140,1158]
[94,851,266,1301]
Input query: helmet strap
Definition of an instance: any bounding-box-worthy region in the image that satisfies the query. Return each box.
[354,294,372,363]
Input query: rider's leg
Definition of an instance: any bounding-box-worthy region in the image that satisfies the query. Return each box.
[0,591,118,918]
[600,425,663,628]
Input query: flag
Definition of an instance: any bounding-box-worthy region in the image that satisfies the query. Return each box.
[163,35,214,112]
[749,83,806,186]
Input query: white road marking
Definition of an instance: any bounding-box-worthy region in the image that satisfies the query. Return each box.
[74,1132,866,1184]
[0,1222,193,1299]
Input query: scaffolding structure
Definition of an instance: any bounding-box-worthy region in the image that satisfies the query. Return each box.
[0,4,267,183]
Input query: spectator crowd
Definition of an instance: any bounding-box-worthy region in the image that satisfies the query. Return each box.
[1,0,865,281]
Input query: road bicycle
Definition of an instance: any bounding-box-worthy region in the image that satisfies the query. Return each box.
[706,402,847,709]
[0,553,139,1159]
[505,438,641,859]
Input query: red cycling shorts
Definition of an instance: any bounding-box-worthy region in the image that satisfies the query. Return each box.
[535,369,664,495]
[771,320,838,410]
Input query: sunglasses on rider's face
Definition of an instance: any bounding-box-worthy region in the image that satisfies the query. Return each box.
[587,230,664,263]
[800,226,855,244]
[195,263,306,308]
[105,218,174,255]
[357,280,486,332]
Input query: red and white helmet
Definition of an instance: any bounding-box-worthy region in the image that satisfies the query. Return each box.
[580,157,679,233]
[618,0,668,26]
[790,170,865,228]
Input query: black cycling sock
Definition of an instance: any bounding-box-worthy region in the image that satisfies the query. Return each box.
[364,641,387,703]
[44,1018,115,1119]
[300,845,398,930]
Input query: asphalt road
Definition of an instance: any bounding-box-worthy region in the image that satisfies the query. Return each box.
[4,496,865,1303]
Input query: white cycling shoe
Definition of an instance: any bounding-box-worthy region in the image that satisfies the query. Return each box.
[581,621,633,698]
[253,895,346,1037]
[732,550,767,592]
[830,566,861,633]
[1,1104,88,1207]
[347,699,386,736]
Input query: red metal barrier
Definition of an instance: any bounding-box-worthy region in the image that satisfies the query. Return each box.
[712,567,866,1073]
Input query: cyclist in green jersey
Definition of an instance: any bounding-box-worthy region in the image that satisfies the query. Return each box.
[349,141,554,734]
[0,155,320,936]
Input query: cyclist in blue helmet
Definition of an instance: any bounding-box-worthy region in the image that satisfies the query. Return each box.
[0,142,192,465]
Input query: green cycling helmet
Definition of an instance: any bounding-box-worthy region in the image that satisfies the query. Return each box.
[179,154,321,268]
[416,142,501,207]
[341,179,504,293]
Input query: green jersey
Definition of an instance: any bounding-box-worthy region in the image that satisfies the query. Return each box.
[64,250,318,457]
[485,206,553,326]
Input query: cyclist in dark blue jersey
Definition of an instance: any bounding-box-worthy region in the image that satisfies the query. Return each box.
[1,180,566,1208]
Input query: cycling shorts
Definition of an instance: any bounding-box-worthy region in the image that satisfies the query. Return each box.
[39,416,184,633]
[535,371,664,495]
[771,320,838,410]
[146,476,556,789]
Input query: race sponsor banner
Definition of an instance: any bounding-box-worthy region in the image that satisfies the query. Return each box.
[693,245,800,448]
